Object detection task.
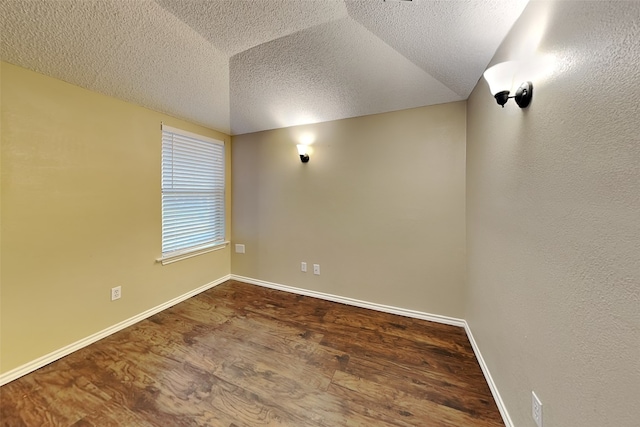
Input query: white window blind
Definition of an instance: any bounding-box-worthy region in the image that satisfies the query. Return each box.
[161,125,225,261]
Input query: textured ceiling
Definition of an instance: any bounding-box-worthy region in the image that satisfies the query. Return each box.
[0,0,529,135]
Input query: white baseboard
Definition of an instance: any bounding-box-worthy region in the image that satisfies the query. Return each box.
[230,274,466,327]
[463,322,514,427]
[0,274,231,387]
[231,274,512,427]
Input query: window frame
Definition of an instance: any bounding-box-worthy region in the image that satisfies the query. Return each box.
[158,124,227,265]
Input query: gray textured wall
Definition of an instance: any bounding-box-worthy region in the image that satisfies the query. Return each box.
[466,1,640,426]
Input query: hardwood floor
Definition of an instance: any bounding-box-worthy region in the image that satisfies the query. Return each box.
[0,280,504,427]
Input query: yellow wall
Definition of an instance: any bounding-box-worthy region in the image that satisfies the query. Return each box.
[0,62,231,373]
[232,102,467,318]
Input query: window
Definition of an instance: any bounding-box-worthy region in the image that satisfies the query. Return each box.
[160,124,226,264]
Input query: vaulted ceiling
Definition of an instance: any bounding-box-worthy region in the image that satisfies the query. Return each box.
[0,0,528,135]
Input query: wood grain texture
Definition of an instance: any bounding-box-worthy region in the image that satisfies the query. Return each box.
[0,280,504,426]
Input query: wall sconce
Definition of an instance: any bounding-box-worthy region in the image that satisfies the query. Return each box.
[297,144,310,163]
[483,61,533,108]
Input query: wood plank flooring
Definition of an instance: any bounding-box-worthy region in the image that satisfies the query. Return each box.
[0,280,504,427]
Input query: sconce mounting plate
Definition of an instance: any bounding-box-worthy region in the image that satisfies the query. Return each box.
[514,81,533,108]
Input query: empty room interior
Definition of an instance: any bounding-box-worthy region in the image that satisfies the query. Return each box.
[1,1,638,426]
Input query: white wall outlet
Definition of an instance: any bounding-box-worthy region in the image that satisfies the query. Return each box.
[111,286,122,301]
[532,391,543,427]
[301,262,307,272]
[313,264,320,275]
[235,244,245,254]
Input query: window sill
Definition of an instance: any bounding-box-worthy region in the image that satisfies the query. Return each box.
[157,241,230,265]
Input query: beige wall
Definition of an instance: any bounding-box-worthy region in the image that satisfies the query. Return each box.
[466,2,640,427]
[232,102,466,318]
[0,62,231,373]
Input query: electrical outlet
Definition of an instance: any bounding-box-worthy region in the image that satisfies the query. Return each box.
[235,244,245,254]
[313,264,320,275]
[532,391,543,427]
[111,286,121,301]
[301,262,307,272]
